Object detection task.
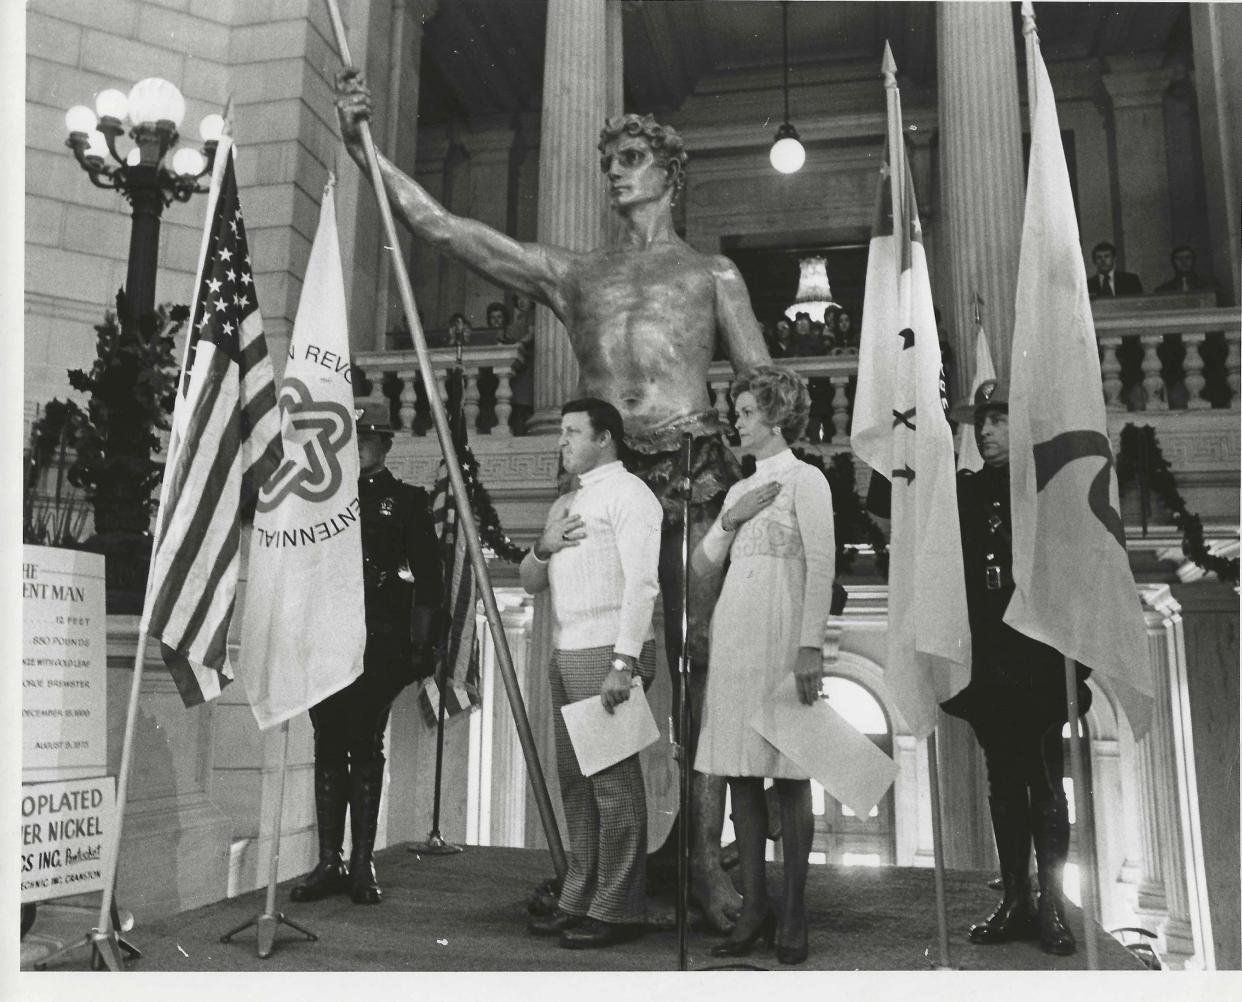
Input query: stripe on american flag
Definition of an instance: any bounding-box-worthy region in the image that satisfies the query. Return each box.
[141,146,283,707]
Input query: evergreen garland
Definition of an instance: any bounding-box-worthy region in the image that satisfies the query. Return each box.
[1116,423,1239,586]
[456,440,528,564]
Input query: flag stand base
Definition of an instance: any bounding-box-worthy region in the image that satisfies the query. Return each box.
[409,831,464,856]
[219,910,317,960]
[34,902,141,971]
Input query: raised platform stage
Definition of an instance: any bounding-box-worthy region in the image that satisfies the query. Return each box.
[21,844,1145,973]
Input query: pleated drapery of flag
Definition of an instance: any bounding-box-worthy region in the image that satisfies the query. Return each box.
[1004,46,1153,734]
[141,138,284,707]
[417,367,482,729]
[956,315,998,473]
[238,177,366,729]
[851,57,971,739]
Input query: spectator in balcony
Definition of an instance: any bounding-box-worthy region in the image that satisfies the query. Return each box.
[1154,245,1219,295]
[693,365,833,966]
[447,311,472,348]
[796,314,832,443]
[1086,241,1143,298]
[792,311,818,356]
[835,308,855,350]
[770,318,797,359]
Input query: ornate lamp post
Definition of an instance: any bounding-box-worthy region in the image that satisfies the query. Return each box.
[64,77,222,325]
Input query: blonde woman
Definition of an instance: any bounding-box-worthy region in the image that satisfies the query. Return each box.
[693,365,835,965]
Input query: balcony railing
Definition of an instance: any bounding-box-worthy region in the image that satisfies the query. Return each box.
[352,305,1240,440]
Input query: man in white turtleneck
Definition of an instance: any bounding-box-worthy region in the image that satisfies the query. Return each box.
[520,397,662,950]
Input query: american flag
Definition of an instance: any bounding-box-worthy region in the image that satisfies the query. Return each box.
[140,139,283,707]
[418,367,481,728]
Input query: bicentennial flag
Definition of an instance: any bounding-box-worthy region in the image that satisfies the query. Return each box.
[851,65,970,739]
[141,137,283,707]
[238,177,366,729]
[1005,46,1153,733]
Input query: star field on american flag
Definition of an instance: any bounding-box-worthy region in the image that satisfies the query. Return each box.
[183,156,256,393]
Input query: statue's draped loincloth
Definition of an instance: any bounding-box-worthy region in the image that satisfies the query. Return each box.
[622,410,740,531]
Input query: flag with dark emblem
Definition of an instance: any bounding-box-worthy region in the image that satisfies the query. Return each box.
[141,136,283,707]
[851,45,970,739]
[238,176,365,729]
[418,367,482,728]
[1005,46,1152,733]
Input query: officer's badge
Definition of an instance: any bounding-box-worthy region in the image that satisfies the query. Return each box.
[379,497,395,517]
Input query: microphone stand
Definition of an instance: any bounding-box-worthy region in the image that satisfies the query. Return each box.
[676,433,693,971]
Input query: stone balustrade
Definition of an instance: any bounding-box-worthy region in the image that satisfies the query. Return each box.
[1095,305,1240,412]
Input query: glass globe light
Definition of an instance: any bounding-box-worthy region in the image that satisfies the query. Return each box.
[127,78,185,128]
[65,105,97,135]
[172,147,207,177]
[95,89,129,122]
[769,123,805,175]
[85,130,109,160]
[199,113,224,143]
[126,146,142,167]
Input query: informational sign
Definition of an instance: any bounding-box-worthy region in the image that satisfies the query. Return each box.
[20,777,115,903]
[22,545,108,779]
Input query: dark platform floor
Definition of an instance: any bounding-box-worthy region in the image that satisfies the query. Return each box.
[22,843,1144,973]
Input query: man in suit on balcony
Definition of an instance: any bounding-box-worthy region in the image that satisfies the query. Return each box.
[1086,241,1143,298]
[336,69,771,932]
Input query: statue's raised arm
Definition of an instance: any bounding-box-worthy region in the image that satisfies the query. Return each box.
[335,68,574,318]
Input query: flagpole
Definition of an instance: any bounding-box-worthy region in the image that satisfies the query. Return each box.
[884,40,954,969]
[1021,2,1038,133]
[882,42,905,252]
[323,0,566,879]
[219,720,318,957]
[925,729,954,969]
[1062,659,1100,968]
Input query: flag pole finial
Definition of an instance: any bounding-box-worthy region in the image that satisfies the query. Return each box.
[1021,1,1038,40]
[973,292,984,328]
[881,40,897,83]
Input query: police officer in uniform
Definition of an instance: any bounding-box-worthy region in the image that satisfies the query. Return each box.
[291,402,441,905]
[941,379,1090,955]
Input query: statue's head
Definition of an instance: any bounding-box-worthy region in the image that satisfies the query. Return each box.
[598,114,688,202]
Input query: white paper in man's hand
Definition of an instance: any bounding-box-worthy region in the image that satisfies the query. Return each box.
[560,680,660,777]
[749,675,898,818]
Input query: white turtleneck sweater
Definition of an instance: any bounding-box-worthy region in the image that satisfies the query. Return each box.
[520,461,662,657]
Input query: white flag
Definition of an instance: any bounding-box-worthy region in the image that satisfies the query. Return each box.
[956,322,998,472]
[851,125,971,740]
[238,177,365,729]
[1005,48,1152,734]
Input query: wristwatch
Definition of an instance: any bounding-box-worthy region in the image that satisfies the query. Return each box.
[610,657,631,673]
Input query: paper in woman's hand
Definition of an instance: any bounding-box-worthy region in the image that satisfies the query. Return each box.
[560,680,660,777]
[749,674,898,818]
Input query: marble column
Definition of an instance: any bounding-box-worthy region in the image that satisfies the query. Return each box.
[1131,609,1198,968]
[1189,3,1241,306]
[936,1,1026,386]
[1100,56,1174,292]
[529,0,610,431]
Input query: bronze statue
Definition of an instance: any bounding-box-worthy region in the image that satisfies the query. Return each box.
[336,69,771,932]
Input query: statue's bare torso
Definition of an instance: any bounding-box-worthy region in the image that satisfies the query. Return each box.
[562,242,726,435]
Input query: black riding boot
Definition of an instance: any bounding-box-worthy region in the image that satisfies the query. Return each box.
[1032,798,1076,955]
[348,760,385,905]
[291,760,350,902]
[969,797,1038,944]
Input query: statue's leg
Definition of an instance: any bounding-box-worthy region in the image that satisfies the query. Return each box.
[657,508,742,934]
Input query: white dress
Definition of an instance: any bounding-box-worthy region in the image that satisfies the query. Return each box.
[694,449,836,778]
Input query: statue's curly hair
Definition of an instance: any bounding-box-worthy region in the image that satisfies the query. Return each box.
[598,113,688,197]
[731,365,811,445]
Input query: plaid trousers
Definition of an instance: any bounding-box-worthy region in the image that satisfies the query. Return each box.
[550,642,656,924]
